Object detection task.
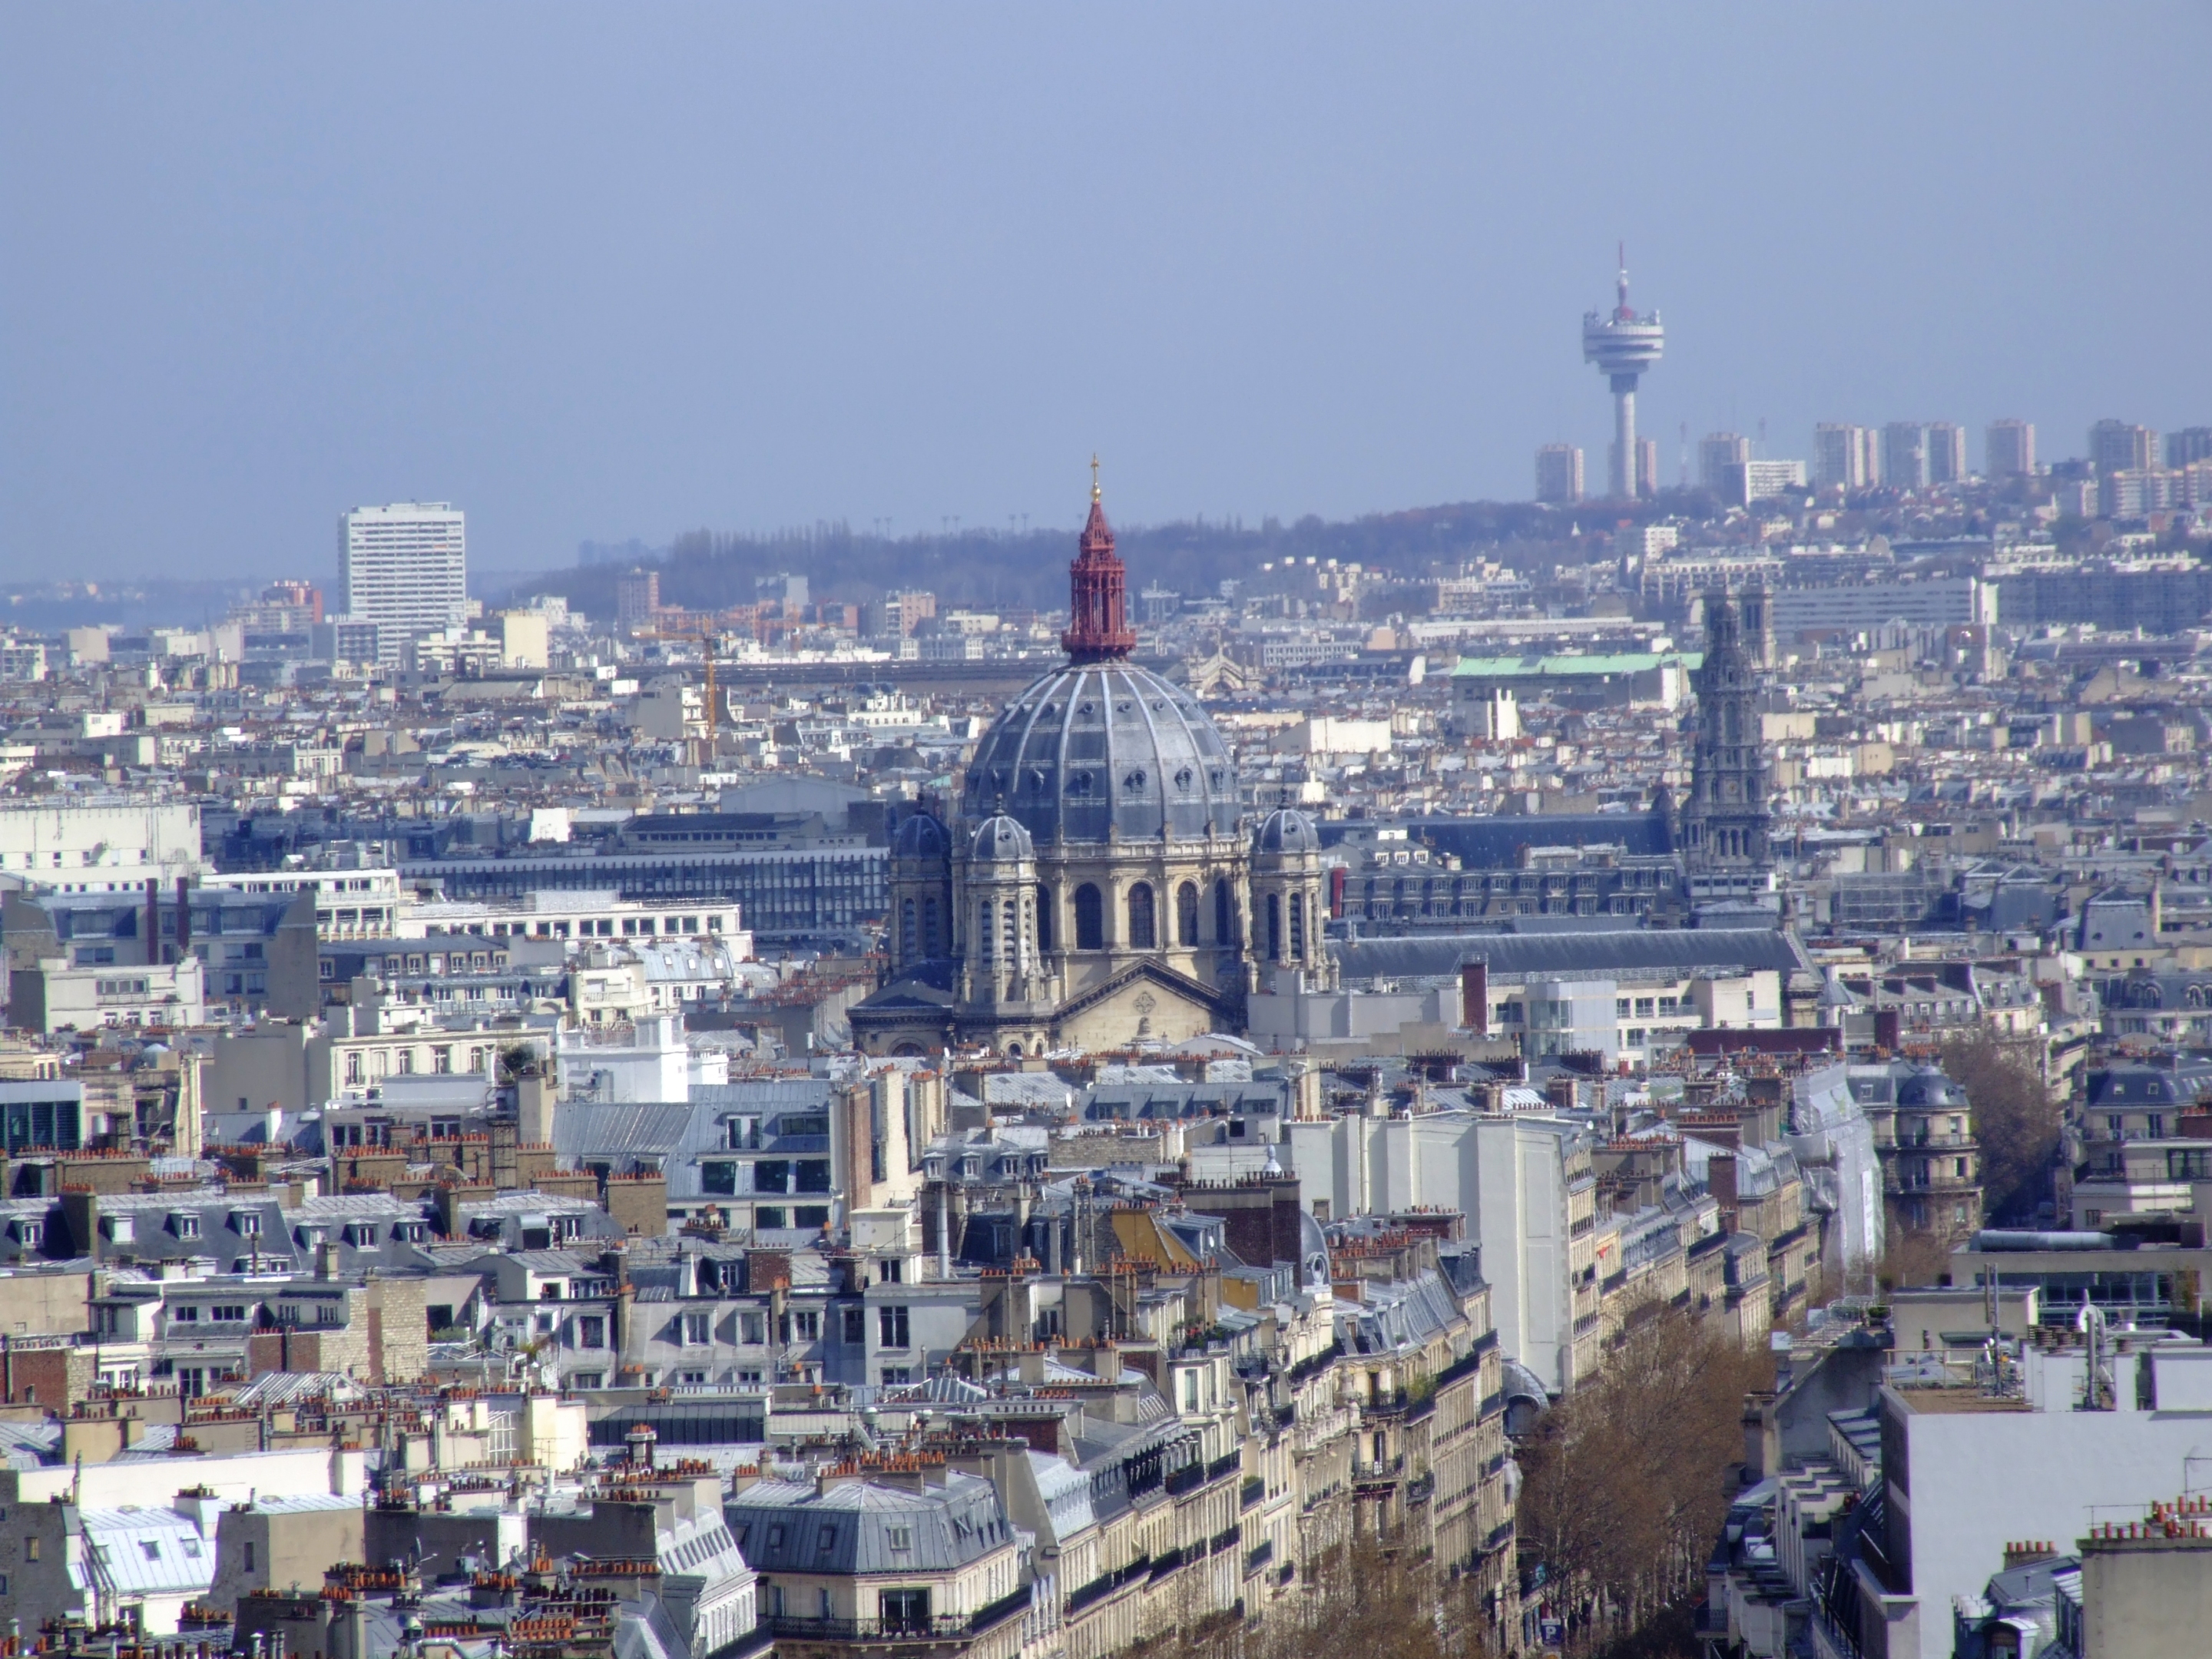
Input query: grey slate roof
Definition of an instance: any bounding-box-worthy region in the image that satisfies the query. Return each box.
[1321,809,1677,866]
[727,1472,1012,1575]
[1333,926,1807,982]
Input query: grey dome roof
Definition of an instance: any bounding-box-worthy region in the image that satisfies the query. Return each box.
[1253,806,1320,855]
[965,663,1236,845]
[969,813,1035,863]
[892,812,950,862]
[1898,1065,1966,1108]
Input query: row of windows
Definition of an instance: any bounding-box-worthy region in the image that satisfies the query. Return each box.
[341,1045,492,1083]
[700,1158,833,1195]
[901,879,1323,959]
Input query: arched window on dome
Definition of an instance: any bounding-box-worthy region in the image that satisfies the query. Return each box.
[1074,885,1104,951]
[1266,892,1282,962]
[1215,878,1235,945]
[900,899,917,962]
[1036,884,1054,953]
[1177,882,1200,948]
[1290,893,1306,962]
[922,898,941,957]
[1128,883,1157,950]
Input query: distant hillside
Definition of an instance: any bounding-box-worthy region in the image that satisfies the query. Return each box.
[512,494,1697,621]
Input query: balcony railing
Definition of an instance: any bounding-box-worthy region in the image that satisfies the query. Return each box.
[1352,1454,1406,1488]
[1065,1557,1150,1613]
[764,1588,1028,1645]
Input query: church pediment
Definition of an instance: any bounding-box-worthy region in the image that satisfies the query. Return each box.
[1051,959,1236,1049]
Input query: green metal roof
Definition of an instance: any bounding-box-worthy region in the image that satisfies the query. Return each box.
[1450,651,1701,678]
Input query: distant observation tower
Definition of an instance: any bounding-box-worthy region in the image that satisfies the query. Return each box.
[1582,246,1664,498]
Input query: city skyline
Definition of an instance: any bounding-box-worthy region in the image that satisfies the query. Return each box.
[4,5,2210,578]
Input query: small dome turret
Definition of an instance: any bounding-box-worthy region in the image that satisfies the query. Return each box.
[969,813,1035,864]
[1253,807,1320,856]
[892,813,950,862]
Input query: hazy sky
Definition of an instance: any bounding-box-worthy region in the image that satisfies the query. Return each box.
[4,4,2208,581]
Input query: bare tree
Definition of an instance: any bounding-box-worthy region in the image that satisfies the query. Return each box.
[1161,1537,1492,1659]
[1515,1304,1769,1653]
[1939,1029,2061,1223]
[1876,1227,1954,1293]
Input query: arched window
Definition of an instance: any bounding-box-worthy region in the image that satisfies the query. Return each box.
[1007,1044,1022,1060]
[1214,878,1234,945]
[1176,882,1200,948]
[1266,892,1282,961]
[1035,884,1054,953]
[1128,883,1157,950]
[1002,897,1018,962]
[1290,892,1306,962]
[1074,884,1104,951]
[977,902,995,963]
[900,899,917,961]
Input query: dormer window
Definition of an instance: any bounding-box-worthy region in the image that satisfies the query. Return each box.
[232,1212,260,1237]
[12,1220,41,1250]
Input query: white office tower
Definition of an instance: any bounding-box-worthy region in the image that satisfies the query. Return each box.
[338,502,468,667]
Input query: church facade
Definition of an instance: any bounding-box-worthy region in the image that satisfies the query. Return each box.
[850,479,1330,1058]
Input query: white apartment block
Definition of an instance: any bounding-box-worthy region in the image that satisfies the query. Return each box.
[0,799,204,892]
[200,867,403,939]
[399,886,746,949]
[337,502,469,667]
[1287,1110,1598,1394]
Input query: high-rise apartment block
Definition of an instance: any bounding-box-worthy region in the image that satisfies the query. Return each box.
[1698,432,1750,495]
[1813,423,1879,492]
[1636,436,1660,499]
[2166,427,2212,469]
[1881,422,1929,491]
[616,568,661,630]
[1985,419,2035,478]
[336,502,468,667]
[1534,444,1584,505]
[2090,419,2158,475]
[1925,422,1966,485]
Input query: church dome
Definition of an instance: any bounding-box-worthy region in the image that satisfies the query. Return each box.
[969,813,1035,863]
[965,470,1237,846]
[1253,806,1320,856]
[965,662,1236,845]
[892,812,950,862]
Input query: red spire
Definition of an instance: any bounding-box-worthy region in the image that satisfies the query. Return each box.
[1061,459,1136,663]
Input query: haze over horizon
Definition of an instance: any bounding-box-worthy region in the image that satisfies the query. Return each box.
[4,3,2208,581]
